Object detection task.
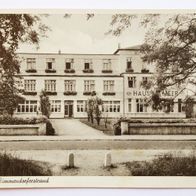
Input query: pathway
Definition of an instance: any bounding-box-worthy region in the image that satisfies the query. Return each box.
[50,119,105,136]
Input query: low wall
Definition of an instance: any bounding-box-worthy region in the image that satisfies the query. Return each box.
[121,121,196,135]
[0,123,46,136]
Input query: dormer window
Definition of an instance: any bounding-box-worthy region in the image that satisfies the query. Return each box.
[65,58,73,70]
[127,58,132,69]
[45,58,56,73]
[26,58,37,73]
[126,58,134,73]
[46,58,55,70]
[65,58,75,73]
[83,59,93,73]
[102,59,112,73]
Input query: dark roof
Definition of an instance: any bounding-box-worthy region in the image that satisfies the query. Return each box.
[113,44,141,54]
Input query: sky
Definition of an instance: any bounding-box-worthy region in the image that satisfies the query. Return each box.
[18,14,147,54]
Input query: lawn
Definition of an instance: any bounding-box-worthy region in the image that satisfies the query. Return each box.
[80,119,115,135]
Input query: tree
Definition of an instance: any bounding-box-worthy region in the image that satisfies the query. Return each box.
[40,90,51,118]
[86,94,103,125]
[106,13,196,110]
[93,97,103,126]
[0,14,48,115]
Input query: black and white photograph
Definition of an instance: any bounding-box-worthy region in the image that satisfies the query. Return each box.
[0,9,196,188]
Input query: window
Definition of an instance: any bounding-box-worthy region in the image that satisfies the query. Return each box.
[45,80,56,92]
[17,100,37,113]
[27,58,36,70]
[46,58,55,70]
[84,59,92,70]
[127,58,132,69]
[136,99,147,112]
[128,77,136,88]
[84,80,95,92]
[103,80,114,92]
[178,99,182,113]
[24,80,36,92]
[103,59,111,70]
[77,100,87,112]
[65,58,74,70]
[142,77,148,85]
[102,101,120,113]
[128,99,132,112]
[50,100,61,112]
[64,80,76,92]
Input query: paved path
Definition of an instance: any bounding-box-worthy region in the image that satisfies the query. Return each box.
[50,119,105,136]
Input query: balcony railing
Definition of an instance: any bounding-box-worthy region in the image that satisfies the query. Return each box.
[23,91,37,96]
[64,69,75,73]
[83,91,96,96]
[126,68,134,73]
[45,91,57,96]
[83,69,94,73]
[64,91,77,95]
[26,69,37,73]
[102,70,113,73]
[45,69,56,73]
[102,92,116,96]
[141,69,149,73]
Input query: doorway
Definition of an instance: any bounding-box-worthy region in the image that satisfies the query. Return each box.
[64,100,73,118]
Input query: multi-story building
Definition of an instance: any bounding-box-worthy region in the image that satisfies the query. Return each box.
[14,45,187,119]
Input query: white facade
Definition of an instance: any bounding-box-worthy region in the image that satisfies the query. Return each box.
[14,46,186,119]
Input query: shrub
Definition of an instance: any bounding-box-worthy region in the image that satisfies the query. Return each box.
[126,153,196,176]
[0,153,51,176]
[46,121,55,135]
[0,115,47,125]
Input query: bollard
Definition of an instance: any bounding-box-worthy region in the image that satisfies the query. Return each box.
[104,153,112,167]
[68,152,74,168]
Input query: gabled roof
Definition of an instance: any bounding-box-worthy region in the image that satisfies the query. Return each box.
[113,44,141,54]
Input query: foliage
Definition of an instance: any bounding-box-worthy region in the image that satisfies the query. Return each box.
[46,121,55,135]
[40,90,51,118]
[0,153,51,176]
[0,14,48,115]
[126,153,196,176]
[184,97,194,118]
[0,115,47,125]
[86,95,103,125]
[106,13,196,111]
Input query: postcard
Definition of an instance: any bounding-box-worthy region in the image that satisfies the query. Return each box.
[0,9,196,188]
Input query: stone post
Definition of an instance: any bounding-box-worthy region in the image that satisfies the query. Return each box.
[121,121,129,135]
[68,153,75,168]
[104,153,112,167]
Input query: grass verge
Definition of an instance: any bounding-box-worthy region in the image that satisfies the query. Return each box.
[0,153,51,176]
[125,153,196,176]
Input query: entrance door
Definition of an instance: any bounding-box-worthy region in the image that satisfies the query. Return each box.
[64,101,73,118]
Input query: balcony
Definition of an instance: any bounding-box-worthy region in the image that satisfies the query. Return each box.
[26,69,37,73]
[126,68,134,73]
[83,69,94,73]
[45,91,57,96]
[83,91,96,96]
[141,69,149,73]
[64,91,77,96]
[45,69,56,73]
[23,91,37,96]
[102,70,113,73]
[102,92,116,96]
[64,69,75,73]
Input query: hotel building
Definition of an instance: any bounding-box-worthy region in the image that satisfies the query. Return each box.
[15,45,187,119]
